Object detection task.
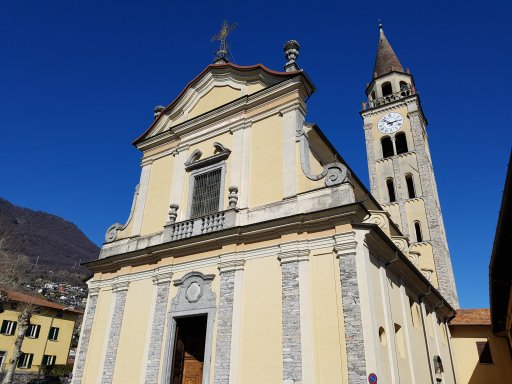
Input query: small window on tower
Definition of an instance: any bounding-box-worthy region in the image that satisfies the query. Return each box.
[381,137,394,158]
[405,174,416,198]
[400,81,410,96]
[414,221,423,242]
[371,91,376,100]
[386,179,396,203]
[382,82,393,96]
[395,132,408,154]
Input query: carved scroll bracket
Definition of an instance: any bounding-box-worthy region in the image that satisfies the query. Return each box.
[297,128,349,187]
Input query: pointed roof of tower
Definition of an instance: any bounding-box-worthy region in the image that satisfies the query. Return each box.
[372,24,404,78]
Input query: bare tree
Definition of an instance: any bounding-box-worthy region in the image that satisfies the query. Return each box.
[1,303,36,384]
[0,229,35,384]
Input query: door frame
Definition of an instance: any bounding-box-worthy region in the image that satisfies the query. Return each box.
[162,308,215,384]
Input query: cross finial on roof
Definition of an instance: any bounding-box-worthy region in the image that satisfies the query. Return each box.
[211,20,237,64]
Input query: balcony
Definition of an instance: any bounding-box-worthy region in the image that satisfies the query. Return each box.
[361,84,415,110]
[162,209,237,242]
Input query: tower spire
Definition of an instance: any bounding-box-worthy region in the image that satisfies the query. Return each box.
[372,24,404,78]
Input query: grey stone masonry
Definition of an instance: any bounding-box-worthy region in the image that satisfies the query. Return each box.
[280,261,302,384]
[364,124,380,202]
[337,251,367,384]
[408,110,459,307]
[213,270,235,384]
[144,273,172,384]
[391,155,410,238]
[72,288,100,384]
[101,283,129,384]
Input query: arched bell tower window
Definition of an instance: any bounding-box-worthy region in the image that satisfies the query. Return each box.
[381,137,394,158]
[371,91,376,100]
[395,132,408,154]
[382,82,393,96]
[386,178,396,203]
[405,174,416,198]
[399,81,410,96]
[414,221,423,242]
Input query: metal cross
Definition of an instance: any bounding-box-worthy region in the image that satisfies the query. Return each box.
[211,20,237,61]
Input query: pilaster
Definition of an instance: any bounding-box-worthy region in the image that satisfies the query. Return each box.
[131,163,152,236]
[408,110,459,307]
[100,281,130,384]
[278,244,311,384]
[144,272,173,384]
[72,287,100,384]
[363,122,380,201]
[214,258,245,384]
[333,232,367,384]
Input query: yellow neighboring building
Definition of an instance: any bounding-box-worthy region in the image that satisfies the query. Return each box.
[0,291,78,377]
[74,29,462,384]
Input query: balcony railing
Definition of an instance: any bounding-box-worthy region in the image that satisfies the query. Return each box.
[361,85,415,110]
[163,209,237,242]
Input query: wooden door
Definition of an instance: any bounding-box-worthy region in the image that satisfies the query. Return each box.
[182,351,203,384]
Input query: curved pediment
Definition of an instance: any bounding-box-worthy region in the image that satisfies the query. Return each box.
[133,63,306,146]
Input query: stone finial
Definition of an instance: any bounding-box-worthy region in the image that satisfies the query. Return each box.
[154,105,165,119]
[283,40,300,72]
[228,186,238,209]
[168,204,179,224]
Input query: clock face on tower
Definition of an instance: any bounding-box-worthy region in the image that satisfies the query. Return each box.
[378,112,404,134]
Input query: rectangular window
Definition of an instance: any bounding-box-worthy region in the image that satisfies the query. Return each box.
[0,320,17,336]
[17,353,33,369]
[190,168,222,218]
[48,327,60,341]
[42,354,56,366]
[0,350,6,368]
[476,341,493,364]
[26,324,41,339]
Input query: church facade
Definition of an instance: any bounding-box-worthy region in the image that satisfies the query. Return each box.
[73,29,459,384]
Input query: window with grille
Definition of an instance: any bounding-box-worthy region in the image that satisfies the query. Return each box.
[17,353,33,369]
[190,168,222,218]
[48,327,60,341]
[42,354,56,366]
[26,324,41,339]
[0,320,17,336]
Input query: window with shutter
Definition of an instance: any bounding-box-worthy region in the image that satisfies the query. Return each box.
[17,353,33,368]
[48,326,60,341]
[26,324,41,338]
[0,320,17,335]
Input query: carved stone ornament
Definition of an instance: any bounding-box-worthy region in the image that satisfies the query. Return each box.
[171,272,216,312]
[421,268,434,282]
[297,127,349,187]
[168,204,179,224]
[105,184,140,243]
[228,186,238,209]
[184,142,231,171]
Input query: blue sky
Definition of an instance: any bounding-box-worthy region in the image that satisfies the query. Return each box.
[1,1,510,309]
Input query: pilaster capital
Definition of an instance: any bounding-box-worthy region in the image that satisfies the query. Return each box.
[218,260,246,273]
[112,281,130,293]
[277,250,310,265]
[333,231,358,258]
[278,241,310,265]
[152,272,174,285]
[88,287,101,297]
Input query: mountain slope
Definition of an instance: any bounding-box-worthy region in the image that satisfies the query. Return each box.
[0,198,98,271]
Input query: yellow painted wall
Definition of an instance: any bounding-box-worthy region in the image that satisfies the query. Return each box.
[140,155,174,236]
[82,289,113,383]
[451,325,512,384]
[239,256,283,383]
[249,114,283,207]
[112,279,154,383]
[311,249,347,383]
[188,86,242,119]
[0,309,75,373]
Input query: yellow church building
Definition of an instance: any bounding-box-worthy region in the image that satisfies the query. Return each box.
[74,26,467,384]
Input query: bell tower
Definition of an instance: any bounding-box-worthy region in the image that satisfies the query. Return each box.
[360,25,459,308]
